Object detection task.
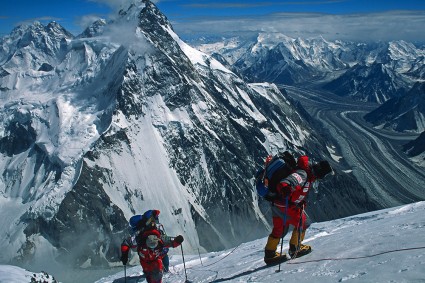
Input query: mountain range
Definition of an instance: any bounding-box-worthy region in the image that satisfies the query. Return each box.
[192,31,425,159]
[0,0,375,270]
[193,35,424,104]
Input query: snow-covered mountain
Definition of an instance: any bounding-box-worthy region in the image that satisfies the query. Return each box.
[224,34,352,85]
[78,19,107,39]
[0,0,373,271]
[323,62,408,103]
[0,265,57,283]
[194,35,425,154]
[3,201,421,283]
[364,82,425,133]
[194,34,424,103]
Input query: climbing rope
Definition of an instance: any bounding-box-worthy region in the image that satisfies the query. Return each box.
[207,246,425,282]
[287,246,425,264]
[189,243,243,270]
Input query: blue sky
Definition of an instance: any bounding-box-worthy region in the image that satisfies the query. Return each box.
[1,0,425,42]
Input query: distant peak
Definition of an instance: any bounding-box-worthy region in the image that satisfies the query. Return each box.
[78,19,107,38]
[7,21,71,39]
[45,21,73,37]
[118,0,146,19]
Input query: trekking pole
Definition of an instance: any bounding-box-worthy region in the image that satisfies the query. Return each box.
[181,244,189,282]
[277,196,289,272]
[197,247,204,266]
[293,204,305,259]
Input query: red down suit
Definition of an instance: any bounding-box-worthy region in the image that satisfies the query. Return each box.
[271,155,316,238]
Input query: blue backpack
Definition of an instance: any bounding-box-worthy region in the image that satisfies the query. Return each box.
[255,151,296,197]
[129,210,160,234]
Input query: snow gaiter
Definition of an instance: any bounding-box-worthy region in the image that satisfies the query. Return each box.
[264,235,280,258]
[289,230,305,248]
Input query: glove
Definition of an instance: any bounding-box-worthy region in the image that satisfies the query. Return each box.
[120,252,128,265]
[120,243,130,265]
[174,235,184,244]
[278,183,292,198]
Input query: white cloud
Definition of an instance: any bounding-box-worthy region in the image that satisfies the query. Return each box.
[88,0,133,10]
[88,0,160,11]
[77,14,105,30]
[171,10,425,43]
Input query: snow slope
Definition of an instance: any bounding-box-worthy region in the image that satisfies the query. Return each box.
[2,201,424,282]
[92,201,425,283]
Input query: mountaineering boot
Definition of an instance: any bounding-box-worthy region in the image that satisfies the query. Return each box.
[289,230,311,258]
[264,235,287,265]
[289,243,311,258]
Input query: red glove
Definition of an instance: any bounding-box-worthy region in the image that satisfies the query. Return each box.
[277,183,292,198]
[120,244,130,265]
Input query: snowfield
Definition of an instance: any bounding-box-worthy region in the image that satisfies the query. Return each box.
[4,201,421,283]
[95,201,425,283]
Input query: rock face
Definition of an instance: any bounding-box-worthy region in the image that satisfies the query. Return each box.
[364,82,425,133]
[0,0,374,268]
[403,131,425,167]
[323,63,408,103]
